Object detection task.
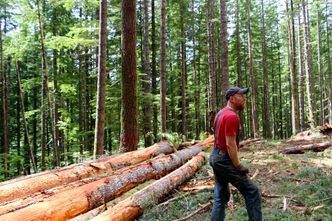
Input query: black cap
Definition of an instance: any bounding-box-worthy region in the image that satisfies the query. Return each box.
[225,86,249,100]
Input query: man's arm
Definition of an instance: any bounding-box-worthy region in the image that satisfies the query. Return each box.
[226,135,240,167]
[226,135,249,174]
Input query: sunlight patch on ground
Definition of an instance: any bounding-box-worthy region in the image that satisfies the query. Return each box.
[310,158,332,167]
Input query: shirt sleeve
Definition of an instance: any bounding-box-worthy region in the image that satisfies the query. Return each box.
[225,115,239,136]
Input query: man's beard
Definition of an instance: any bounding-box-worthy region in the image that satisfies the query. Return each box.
[237,103,245,111]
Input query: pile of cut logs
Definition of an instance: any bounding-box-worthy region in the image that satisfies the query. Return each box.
[0,140,211,221]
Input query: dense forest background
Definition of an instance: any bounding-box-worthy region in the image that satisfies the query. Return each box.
[0,0,331,180]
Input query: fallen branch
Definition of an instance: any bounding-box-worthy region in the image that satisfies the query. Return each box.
[90,152,207,221]
[0,141,174,204]
[280,141,332,154]
[0,147,202,221]
[171,200,213,221]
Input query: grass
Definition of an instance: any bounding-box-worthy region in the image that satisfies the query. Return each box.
[138,139,332,221]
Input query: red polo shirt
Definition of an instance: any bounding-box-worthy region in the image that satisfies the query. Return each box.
[214,107,240,151]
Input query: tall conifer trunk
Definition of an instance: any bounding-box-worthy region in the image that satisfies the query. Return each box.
[160,0,167,133]
[302,0,316,128]
[120,0,138,152]
[0,21,9,175]
[297,13,306,130]
[207,0,217,133]
[180,0,187,139]
[220,0,229,106]
[143,0,152,146]
[36,0,59,166]
[246,0,259,138]
[325,3,332,124]
[151,0,158,142]
[94,0,108,158]
[261,0,271,138]
[316,5,324,125]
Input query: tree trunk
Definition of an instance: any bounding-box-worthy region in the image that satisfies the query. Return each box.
[246,0,259,138]
[261,0,270,138]
[316,5,324,125]
[0,147,202,221]
[327,4,332,124]
[0,21,9,176]
[220,0,229,106]
[291,0,300,134]
[0,142,173,204]
[235,0,244,138]
[16,84,22,175]
[15,61,37,175]
[36,0,59,166]
[143,0,153,147]
[297,13,306,131]
[180,0,187,139]
[90,152,207,221]
[51,10,61,162]
[207,0,217,133]
[192,0,199,140]
[120,0,138,152]
[151,0,158,142]
[302,0,316,128]
[94,0,108,158]
[160,0,167,133]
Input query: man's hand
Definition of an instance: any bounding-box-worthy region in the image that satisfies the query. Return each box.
[236,164,249,174]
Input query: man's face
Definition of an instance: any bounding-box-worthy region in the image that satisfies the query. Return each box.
[230,93,245,111]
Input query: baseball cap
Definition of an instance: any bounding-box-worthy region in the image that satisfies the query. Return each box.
[225,86,249,100]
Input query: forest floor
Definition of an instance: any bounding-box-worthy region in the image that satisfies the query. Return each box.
[138,131,332,221]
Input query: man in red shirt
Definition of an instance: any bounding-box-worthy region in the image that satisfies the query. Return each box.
[210,86,262,221]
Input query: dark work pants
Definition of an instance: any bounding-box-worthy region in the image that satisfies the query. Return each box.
[209,147,262,221]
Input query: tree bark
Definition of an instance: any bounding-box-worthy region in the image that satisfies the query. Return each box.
[15,61,37,176]
[94,0,108,158]
[316,5,324,125]
[325,1,332,124]
[0,147,202,221]
[220,0,229,106]
[235,0,245,138]
[160,0,167,133]
[0,142,173,204]
[192,0,200,140]
[260,0,271,138]
[297,12,306,131]
[207,0,217,133]
[143,0,153,147]
[281,141,332,154]
[246,0,259,138]
[90,152,207,221]
[0,21,9,176]
[120,0,138,152]
[151,0,158,142]
[36,0,59,166]
[302,0,316,128]
[180,0,187,139]
[51,9,61,162]
[325,3,332,124]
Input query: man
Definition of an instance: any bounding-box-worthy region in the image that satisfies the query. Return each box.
[210,86,262,221]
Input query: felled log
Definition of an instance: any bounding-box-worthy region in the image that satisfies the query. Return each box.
[90,152,207,221]
[0,146,201,221]
[280,141,332,154]
[0,141,173,204]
